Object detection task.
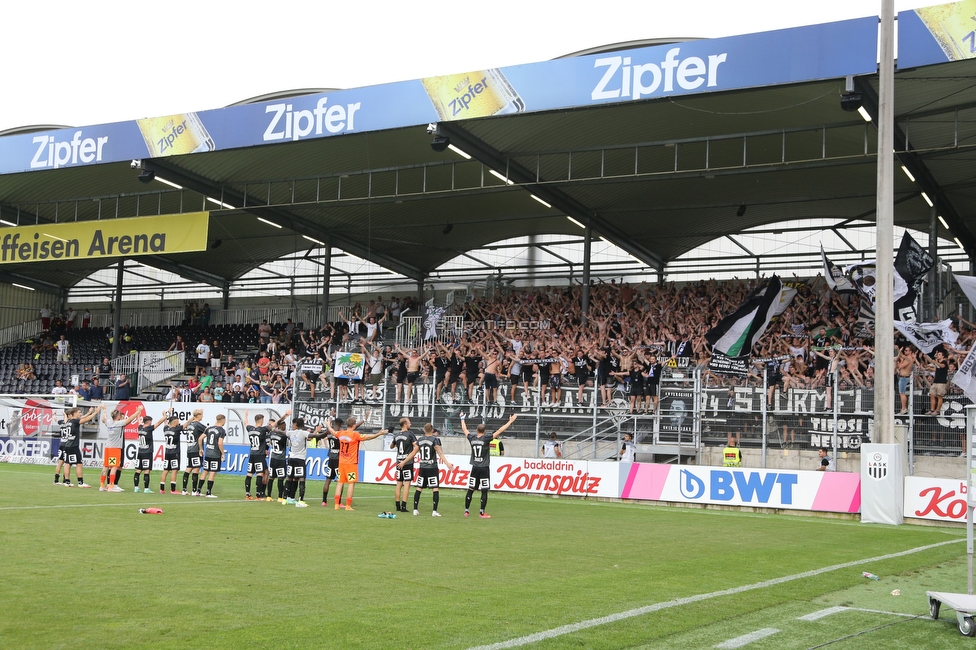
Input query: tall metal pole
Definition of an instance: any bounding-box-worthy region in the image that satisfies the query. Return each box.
[928,204,938,320]
[874,0,896,445]
[110,260,124,360]
[581,223,591,325]
[322,241,332,321]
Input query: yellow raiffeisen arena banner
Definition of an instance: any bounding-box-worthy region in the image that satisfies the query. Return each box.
[0,212,209,264]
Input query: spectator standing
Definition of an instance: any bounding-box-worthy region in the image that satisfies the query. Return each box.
[542,432,561,458]
[722,435,742,467]
[115,375,131,401]
[89,378,104,401]
[81,308,91,329]
[65,307,77,329]
[40,304,52,331]
[194,339,210,378]
[56,335,70,364]
[619,432,637,462]
[816,447,835,471]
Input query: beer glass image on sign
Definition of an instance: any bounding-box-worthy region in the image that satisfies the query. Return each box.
[136,113,215,157]
[421,69,524,121]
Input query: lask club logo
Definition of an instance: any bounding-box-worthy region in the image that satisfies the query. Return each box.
[867,452,888,480]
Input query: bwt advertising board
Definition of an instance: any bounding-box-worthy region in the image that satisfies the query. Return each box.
[620,463,860,513]
[0,18,878,175]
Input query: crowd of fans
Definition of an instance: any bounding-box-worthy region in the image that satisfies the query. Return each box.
[12,279,975,408]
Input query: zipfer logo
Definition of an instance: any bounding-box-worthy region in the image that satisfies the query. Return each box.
[679,469,705,499]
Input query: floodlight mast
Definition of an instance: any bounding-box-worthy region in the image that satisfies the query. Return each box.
[875,0,895,446]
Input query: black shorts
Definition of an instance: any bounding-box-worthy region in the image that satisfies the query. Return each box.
[163,457,180,470]
[644,382,659,397]
[509,373,521,385]
[269,458,287,478]
[61,448,81,465]
[548,374,561,390]
[248,456,267,474]
[396,367,407,383]
[484,373,499,389]
[468,465,490,490]
[136,456,152,471]
[521,368,534,384]
[596,372,608,386]
[287,458,306,478]
[324,455,339,479]
[417,466,439,488]
[336,377,348,386]
[395,463,414,483]
[186,455,202,469]
[304,372,321,384]
[464,370,478,384]
[204,458,221,472]
[196,358,208,367]
[406,371,420,385]
[539,369,551,384]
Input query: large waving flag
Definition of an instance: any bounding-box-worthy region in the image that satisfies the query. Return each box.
[821,246,857,293]
[706,275,790,357]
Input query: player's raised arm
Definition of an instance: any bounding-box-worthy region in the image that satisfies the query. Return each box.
[492,414,518,439]
[79,405,102,424]
[308,424,325,440]
[459,412,470,436]
[358,428,387,442]
[243,410,250,427]
[152,409,170,430]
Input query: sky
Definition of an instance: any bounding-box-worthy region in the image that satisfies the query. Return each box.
[0,0,931,134]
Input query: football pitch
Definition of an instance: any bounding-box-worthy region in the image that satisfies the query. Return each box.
[1,464,973,649]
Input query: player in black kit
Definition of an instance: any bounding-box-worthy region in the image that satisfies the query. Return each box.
[181,410,207,496]
[134,412,168,493]
[460,413,517,518]
[398,423,453,517]
[390,417,418,512]
[159,411,183,494]
[200,415,227,498]
[54,406,101,488]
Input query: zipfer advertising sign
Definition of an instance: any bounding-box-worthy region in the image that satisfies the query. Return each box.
[0,18,877,175]
[0,212,209,264]
[899,0,976,69]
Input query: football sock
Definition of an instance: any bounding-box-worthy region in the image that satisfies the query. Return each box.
[134,473,140,488]
[323,482,331,502]
[395,499,401,511]
[113,471,121,486]
[207,480,214,495]
[192,474,200,492]
[143,473,150,488]
[345,496,352,508]
[171,482,176,493]
[160,482,165,493]
[400,500,407,512]
[54,473,60,484]
[183,472,190,490]
[277,478,285,498]
[481,489,489,514]
[256,477,265,497]
[245,476,252,494]
[77,473,83,484]
[464,489,474,511]
[413,490,421,509]
[100,475,106,488]
[299,482,306,501]
[432,491,440,511]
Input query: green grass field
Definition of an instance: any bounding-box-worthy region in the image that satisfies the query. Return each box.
[1,463,974,649]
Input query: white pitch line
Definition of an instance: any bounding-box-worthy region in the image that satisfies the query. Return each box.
[0,493,395,511]
[467,539,962,650]
[714,628,779,649]
[799,606,923,621]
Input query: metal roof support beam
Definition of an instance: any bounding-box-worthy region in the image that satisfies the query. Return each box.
[857,79,976,259]
[433,123,664,272]
[0,271,63,294]
[144,160,426,281]
[139,256,228,290]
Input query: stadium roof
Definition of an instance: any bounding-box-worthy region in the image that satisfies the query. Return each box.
[0,8,973,294]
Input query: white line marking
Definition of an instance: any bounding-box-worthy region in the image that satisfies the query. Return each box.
[0,499,250,511]
[467,539,962,650]
[799,606,924,621]
[799,606,849,621]
[714,628,779,649]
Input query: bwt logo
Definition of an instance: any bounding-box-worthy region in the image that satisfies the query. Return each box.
[678,469,798,504]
